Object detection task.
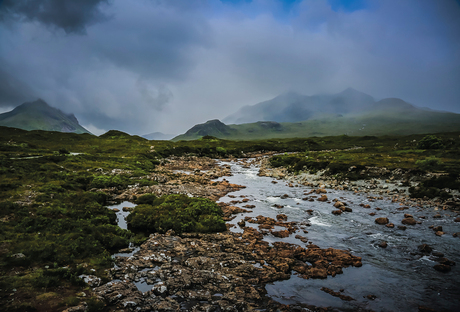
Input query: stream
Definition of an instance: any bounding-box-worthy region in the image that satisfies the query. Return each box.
[109,160,460,311]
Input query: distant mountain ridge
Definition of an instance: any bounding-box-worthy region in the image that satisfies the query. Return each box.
[0,99,91,134]
[223,88,422,124]
[174,88,460,141]
[142,132,176,140]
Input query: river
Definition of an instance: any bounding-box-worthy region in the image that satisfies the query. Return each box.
[109,159,459,311]
[216,160,460,312]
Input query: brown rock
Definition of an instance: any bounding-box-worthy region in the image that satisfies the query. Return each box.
[435,231,445,236]
[369,212,376,216]
[276,214,288,221]
[386,223,395,228]
[433,226,443,232]
[375,217,389,225]
[454,217,460,222]
[379,241,388,248]
[317,195,328,202]
[418,244,432,254]
[398,225,407,230]
[402,218,416,225]
[433,264,451,272]
[332,210,343,215]
[404,214,413,218]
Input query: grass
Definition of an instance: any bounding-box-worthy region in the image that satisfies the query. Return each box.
[1,126,460,310]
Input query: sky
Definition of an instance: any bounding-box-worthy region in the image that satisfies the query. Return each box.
[0,0,459,136]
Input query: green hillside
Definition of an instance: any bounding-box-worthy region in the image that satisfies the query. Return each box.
[0,99,91,134]
[173,109,460,141]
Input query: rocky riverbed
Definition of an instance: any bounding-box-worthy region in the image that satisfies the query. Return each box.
[75,155,459,312]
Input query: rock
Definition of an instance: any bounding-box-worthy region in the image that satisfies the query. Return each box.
[404,214,413,218]
[237,220,246,227]
[317,195,328,202]
[435,231,445,236]
[375,217,389,225]
[320,287,355,301]
[386,223,395,228]
[433,264,451,272]
[453,232,459,237]
[333,201,344,208]
[112,208,120,212]
[402,218,416,225]
[455,217,460,222]
[273,204,284,209]
[398,225,407,230]
[332,210,343,215]
[433,214,442,218]
[379,241,388,248]
[369,212,376,216]
[433,226,443,232]
[122,206,133,212]
[418,244,432,254]
[366,294,377,300]
[276,214,288,221]
[432,251,444,257]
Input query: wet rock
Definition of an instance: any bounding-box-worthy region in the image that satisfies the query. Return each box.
[366,294,377,300]
[379,241,388,248]
[453,232,459,237]
[402,218,417,225]
[433,226,443,232]
[320,287,355,301]
[398,225,407,230]
[333,201,345,208]
[375,217,389,225]
[276,214,288,221]
[317,195,328,202]
[273,204,284,209]
[418,244,432,254]
[332,210,343,215]
[433,264,451,272]
[404,213,413,218]
[432,251,444,257]
[455,217,460,222]
[435,231,445,236]
[112,208,120,212]
[433,214,442,219]
[369,212,376,216]
[237,220,245,228]
[122,206,133,212]
[386,223,395,228]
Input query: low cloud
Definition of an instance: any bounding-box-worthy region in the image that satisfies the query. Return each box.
[0,0,110,34]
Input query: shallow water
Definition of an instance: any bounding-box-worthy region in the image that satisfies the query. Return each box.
[217,161,460,311]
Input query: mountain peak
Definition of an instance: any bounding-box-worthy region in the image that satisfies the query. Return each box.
[0,99,91,134]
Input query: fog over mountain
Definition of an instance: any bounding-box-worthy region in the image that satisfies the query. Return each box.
[0,0,459,135]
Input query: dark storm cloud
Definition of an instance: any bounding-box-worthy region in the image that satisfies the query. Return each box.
[0,0,459,135]
[0,0,109,34]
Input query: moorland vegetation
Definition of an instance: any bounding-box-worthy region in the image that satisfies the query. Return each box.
[0,126,459,311]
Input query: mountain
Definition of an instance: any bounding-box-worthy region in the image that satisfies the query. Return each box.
[0,99,91,134]
[174,100,460,141]
[142,132,176,140]
[173,119,237,141]
[223,88,417,124]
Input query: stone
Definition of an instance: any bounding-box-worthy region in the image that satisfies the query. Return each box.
[401,218,416,225]
[433,226,442,232]
[386,223,395,228]
[454,217,460,222]
[397,225,407,230]
[433,264,451,272]
[378,241,388,248]
[418,244,432,254]
[317,195,328,202]
[332,210,343,215]
[375,217,389,225]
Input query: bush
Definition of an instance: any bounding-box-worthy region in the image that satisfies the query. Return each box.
[417,135,444,149]
[127,194,226,234]
[415,157,442,171]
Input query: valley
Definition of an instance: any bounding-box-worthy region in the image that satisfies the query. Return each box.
[0,127,459,311]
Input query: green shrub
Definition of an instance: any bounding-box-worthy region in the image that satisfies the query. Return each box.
[127,194,226,234]
[417,135,444,149]
[415,157,442,171]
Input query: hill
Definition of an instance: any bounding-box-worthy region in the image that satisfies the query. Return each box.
[173,108,460,141]
[0,99,91,134]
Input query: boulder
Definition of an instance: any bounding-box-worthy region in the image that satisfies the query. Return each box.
[375,217,389,225]
[401,218,416,225]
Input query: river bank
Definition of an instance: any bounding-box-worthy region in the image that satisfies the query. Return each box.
[76,155,459,312]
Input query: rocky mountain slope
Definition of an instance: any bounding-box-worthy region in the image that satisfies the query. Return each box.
[0,99,90,134]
